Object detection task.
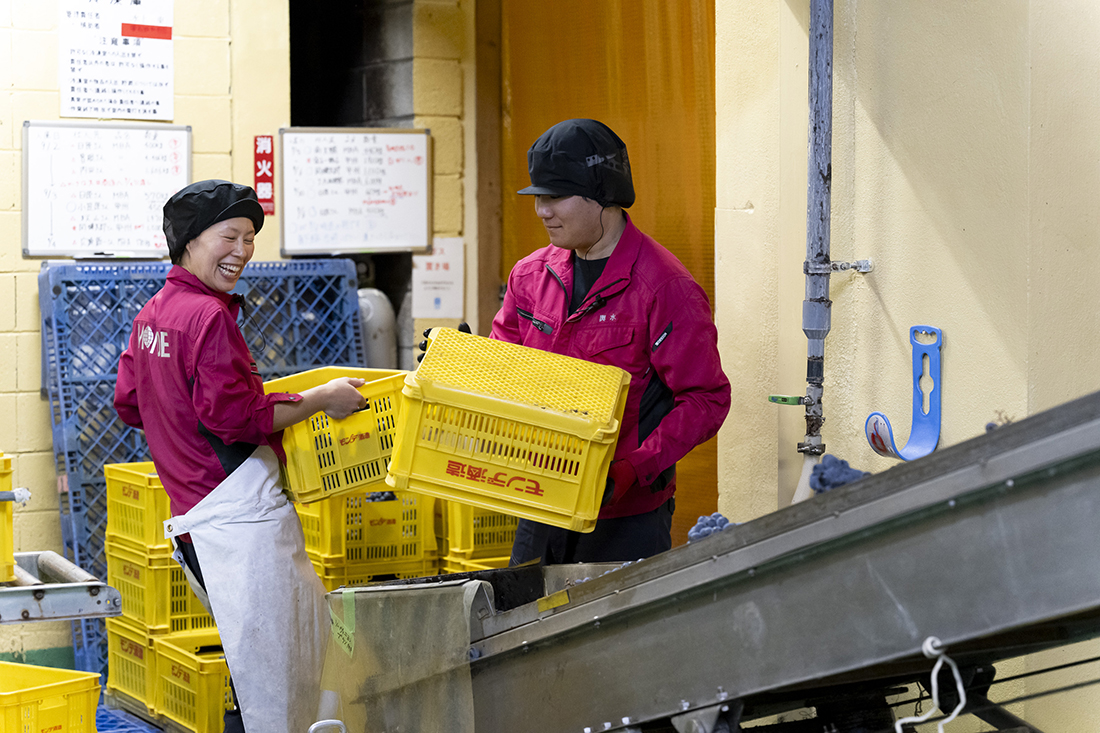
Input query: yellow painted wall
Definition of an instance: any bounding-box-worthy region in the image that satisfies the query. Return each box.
[717,0,1100,726]
[412,0,478,335]
[0,0,289,663]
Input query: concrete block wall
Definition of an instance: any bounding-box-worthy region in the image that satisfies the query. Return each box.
[411,0,475,333]
[1,0,74,666]
[0,0,289,665]
[414,2,465,238]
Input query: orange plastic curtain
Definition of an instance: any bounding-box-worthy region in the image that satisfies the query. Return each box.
[500,0,717,543]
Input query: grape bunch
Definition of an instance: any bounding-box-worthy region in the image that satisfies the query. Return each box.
[809,454,871,494]
[688,512,736,542]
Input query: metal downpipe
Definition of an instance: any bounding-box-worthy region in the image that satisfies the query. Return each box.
[801,0,833,457]
[790,0,833,504]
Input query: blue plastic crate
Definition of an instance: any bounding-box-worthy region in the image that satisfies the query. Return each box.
[39,259,365,672]
[97,703,163,732]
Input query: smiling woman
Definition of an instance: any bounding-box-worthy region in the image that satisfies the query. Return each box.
[180,218,256,293]
[113,179,369,732]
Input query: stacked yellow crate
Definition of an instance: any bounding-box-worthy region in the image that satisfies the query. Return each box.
[298,489,439,590]
[103,462,230,733]
[0,661,100,732]
[439,500,517,574]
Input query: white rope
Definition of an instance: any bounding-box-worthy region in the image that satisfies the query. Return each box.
[894,637,967,733]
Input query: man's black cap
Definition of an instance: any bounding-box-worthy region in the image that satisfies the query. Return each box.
[518,119,635,208]
[163,180,265,262]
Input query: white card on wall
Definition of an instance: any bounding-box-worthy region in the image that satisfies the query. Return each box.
[59,0,175,121]
[412,238,464,319]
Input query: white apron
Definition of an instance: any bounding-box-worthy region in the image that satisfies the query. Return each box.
[164,445,330,733]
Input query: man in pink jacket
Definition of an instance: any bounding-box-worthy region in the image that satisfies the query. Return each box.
[492,119,731,565]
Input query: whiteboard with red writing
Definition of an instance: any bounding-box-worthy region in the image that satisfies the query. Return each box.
[279,127,432,254]
[22,120,191,258]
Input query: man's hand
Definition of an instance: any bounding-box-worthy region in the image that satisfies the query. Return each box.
[418,322,472,363]
[601,459,638,506]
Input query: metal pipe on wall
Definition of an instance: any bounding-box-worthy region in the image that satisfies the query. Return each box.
[801,0,834,457]
[787,0,834,504]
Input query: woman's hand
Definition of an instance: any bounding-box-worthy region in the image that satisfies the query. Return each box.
[314,377,367,420]
[272,377,367,431]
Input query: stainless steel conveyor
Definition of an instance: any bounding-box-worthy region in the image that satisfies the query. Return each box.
[354,388,1100,732]
[0,550,122,624]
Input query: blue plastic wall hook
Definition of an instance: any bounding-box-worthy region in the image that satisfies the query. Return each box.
[865,325,943,461]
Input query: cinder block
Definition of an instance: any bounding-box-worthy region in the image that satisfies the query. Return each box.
[0,621,73,658]
[0,89,12,150]
[0,212,36,273]
[432,173,463,235]
[0,2,12,29]
[175,37,231,96]
[0,30,12,91]
[413,58,462,117]
[0,274,13,328]
[363,61,415,121]
[175,95,232,154]
[11,451,59,513]
[16,332,38,393]
[11,30,56,91]
[175,0,230,38]
[413,0,464,60]
[0,394,18,461]
[192,152,232,183]
[0,149,17,209]
[14,271,37,331]
[12,91,60,150]
[13,508,62,553]
[415,115,462,175]
[0,333,14,392]
[12,0,55,31]
[16,391,52,453]
[0,626,22,656]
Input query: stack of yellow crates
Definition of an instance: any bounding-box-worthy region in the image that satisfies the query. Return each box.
[263,367,440,588]
[1,452,13,583]
[102,462,231,733]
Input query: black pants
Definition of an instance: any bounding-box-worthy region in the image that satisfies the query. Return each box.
[509,497,675,566]
[175,540,246,733]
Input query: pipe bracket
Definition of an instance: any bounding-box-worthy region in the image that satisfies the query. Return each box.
[804,259,873,275]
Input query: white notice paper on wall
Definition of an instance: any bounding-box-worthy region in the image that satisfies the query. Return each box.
[412,238,464,319]
[59,0,174,121]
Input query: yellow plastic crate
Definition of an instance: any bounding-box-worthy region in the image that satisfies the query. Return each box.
[264,367,407,503]
[297,489,435,564]
[106,616,158,715]
[152,630,233,733]
[0,660,100,733]
[105,461,173,555]
[310,556,438,592]
[440,554,510,575]
[446,501,519,559]
[1,453,12,583]
[386,329,629,532]
[106,541,215,634]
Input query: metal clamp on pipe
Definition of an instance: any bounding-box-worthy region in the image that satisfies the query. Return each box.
[0,488,31,504]
[804,259,874,274]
